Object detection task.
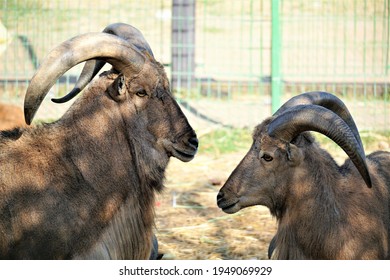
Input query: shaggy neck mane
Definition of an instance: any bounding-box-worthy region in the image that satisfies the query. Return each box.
[274,142,344,259]
[0,75,168,259]
[51,77,166,259]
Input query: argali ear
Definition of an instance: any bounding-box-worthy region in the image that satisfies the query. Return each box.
[291,132,315,147]
[108,74,127,102]
[286,143,304,167]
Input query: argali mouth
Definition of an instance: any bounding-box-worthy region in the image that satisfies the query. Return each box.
[162,138,198,162]
[172,147,197,162]
[217,196,240,214]
[220,202,239,213]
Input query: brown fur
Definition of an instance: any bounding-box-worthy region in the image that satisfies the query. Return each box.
[218,117,390,259]
[0,60,197,259]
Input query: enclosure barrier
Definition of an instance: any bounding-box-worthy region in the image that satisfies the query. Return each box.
[0,0,389,131]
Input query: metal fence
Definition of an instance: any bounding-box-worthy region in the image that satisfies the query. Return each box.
[0,0,389,131]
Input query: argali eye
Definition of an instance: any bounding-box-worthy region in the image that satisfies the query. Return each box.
[262,154,273,162]
[136,89,147,97]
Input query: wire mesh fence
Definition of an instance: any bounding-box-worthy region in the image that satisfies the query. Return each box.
[0,0,389,132]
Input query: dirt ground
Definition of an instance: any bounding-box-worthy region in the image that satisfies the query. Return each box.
[155,152,277,260]
[154,125,390,260]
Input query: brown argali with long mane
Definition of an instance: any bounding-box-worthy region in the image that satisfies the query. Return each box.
[0,23,198,259]
[217,92,390,259]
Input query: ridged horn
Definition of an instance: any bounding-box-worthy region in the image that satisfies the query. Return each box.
[103,23,154,56]
[274,91,364,154]
[268,104,372,188]
[24,32,145,125]
[52,23,153,104]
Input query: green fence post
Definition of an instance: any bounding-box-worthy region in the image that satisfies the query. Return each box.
[271,0,282,113]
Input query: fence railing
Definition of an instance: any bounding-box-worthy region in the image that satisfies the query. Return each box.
[0,0,389,131]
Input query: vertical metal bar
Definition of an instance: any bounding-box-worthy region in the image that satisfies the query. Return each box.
[343,1,347,78]
[363,0,367,80]
[249,0,254,94]
[271,0,282,113]
[259,0,264,96]
[386,0,390,75]
[239,0,244,94]
[1,1,8,98]
[383,0,389,131]
[363,0,367,99]
[331,0,336,100]
[171,0,196,92]
[353,0,357,98]
[342,0,347,95]
[373,0,377,75]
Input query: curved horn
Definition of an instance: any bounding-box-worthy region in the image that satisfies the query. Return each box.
[268,104,372,188]
[52,23,153,104]
[51,60,106,103]
[274,91,364,154]
[103,23,154,56]
[24,32,145,125]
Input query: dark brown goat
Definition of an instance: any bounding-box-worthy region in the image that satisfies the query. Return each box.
[0,103,26,131]
[217,92,390,259]
[0,25,198,259]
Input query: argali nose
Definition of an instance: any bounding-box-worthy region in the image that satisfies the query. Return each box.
[188,136,199,149]
[216,191,224,205]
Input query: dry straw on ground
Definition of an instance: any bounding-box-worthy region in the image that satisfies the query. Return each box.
[155,153,277,260]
